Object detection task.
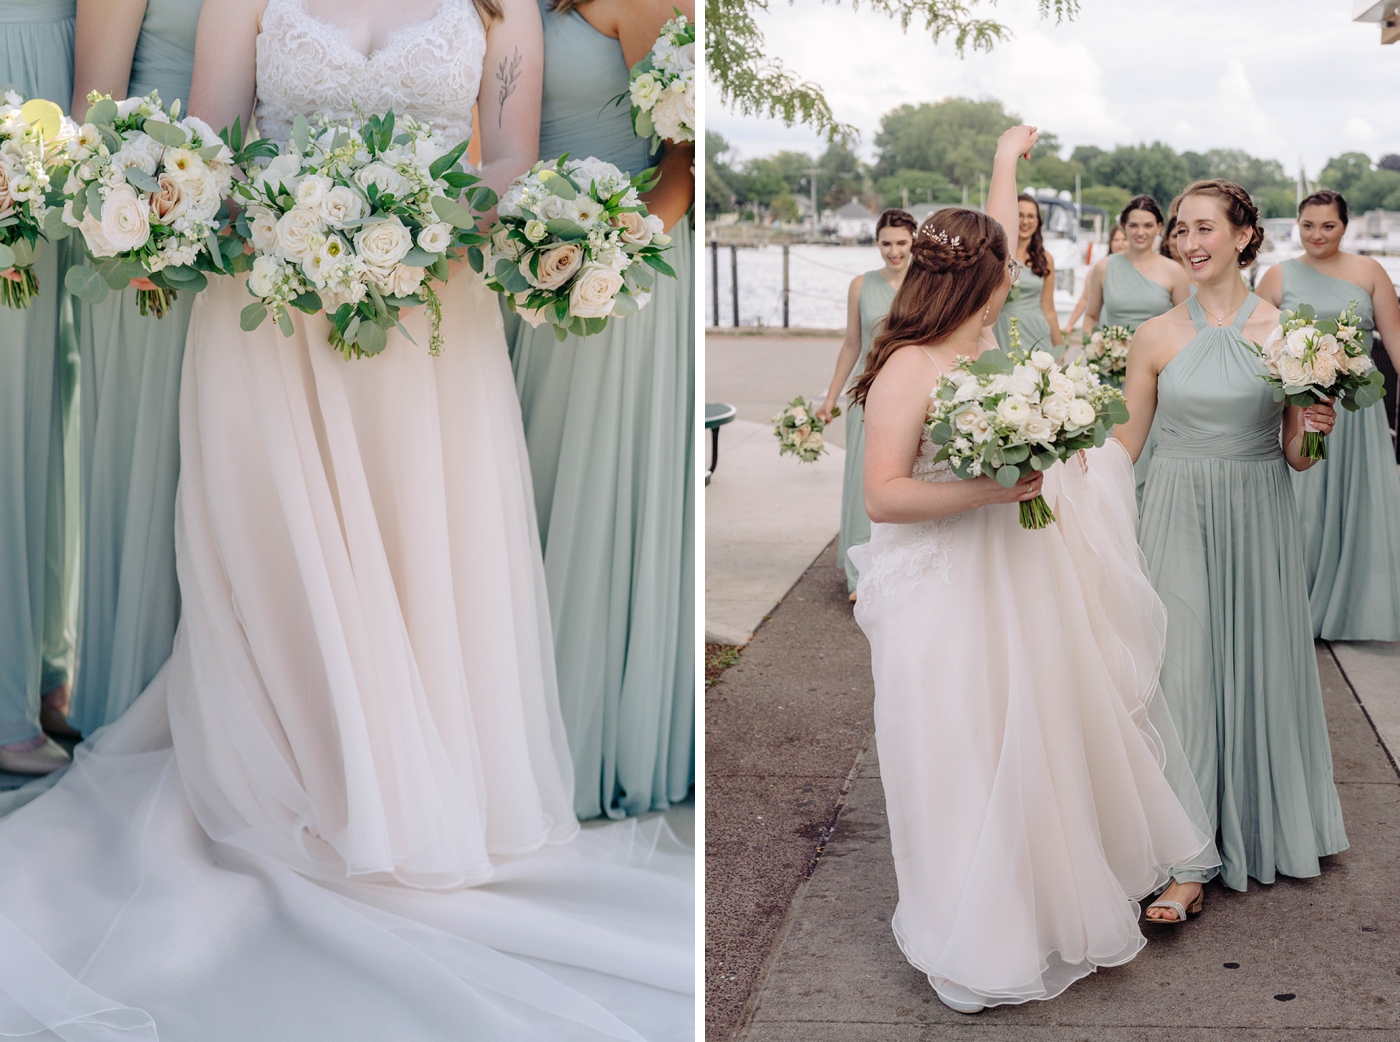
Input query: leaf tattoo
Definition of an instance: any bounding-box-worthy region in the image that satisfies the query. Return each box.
[496,48,523,127]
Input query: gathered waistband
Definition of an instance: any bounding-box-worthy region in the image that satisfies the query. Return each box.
[0,0,75,25]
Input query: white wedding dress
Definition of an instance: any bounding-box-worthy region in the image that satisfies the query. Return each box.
[849,421,1218,1010]
[0,2,692,1039]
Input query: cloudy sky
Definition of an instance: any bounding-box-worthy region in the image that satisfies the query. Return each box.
[707,0,1396,176]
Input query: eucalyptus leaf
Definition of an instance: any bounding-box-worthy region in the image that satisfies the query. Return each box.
[86,183,104,221]
[356,320,387,356]
[0,242,15,270]
[995,466,1019,488]
[610,291,639,318]
[292,290,323,313]
[65,265,110,304]
[344,315,362,343]
[544,217,586,241]
[8,238,36,267]
[123,167,160,194]
[1314,318,1339,335]
[276,309,295,337]
[430,195,476,230]
[927,421,952,444]
[291,114,310,154]
[86,97,118,126]
[97,125,123,152]
[401,247,437,268]
[539,169,577,201]
[19,98,62,140]
[141,119,188,148]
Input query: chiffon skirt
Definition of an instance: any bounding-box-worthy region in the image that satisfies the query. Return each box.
[850,443,1215,1009]
[1290,402,1400,642]
[837,401,870,593]
[1140,453,1348,891]
[0,272,693,1040]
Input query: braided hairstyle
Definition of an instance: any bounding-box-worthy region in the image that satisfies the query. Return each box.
[1017,193,1050,278]
[849,208,1008,408]
[1179,179,1264,267]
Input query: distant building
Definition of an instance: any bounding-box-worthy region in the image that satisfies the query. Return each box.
[821,201,877,241]
[1354,0,1399,43]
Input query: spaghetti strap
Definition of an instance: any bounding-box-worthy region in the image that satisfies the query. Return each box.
[919,346,944,377]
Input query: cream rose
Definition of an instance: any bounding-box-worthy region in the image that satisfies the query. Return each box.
[1344,352,1374,375]
[416,222,452,254]
[525,242,584,292]
[1029,350,1056,372]
[1283,326,1312,359]
[953,405,984,433]
[370,263,425,298]
[613,209,654,248]
[1066,399,1097,428]
[318,185,365,226]
[275,206,326,262]
[628,73,663,111]
[568,262,624,318]
[354,218,413,269]
[523,219,548,243]
[248,208,279,252]
[354,162,410,200]
[0,156,16,219]
[98,183,151,252]
[1278,354,1309,387]
[148,172,189,224]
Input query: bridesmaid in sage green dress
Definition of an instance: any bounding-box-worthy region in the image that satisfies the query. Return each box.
[1118,180,1347,923]
[0,0,80,775]
[816,208,914,598]
[1257,190,1400,642]
[68,0,203,737]
[511,0,694,820]
[992,193,1063,355]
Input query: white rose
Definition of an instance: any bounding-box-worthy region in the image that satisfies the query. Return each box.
[1283,326,1312,359]
[1029,350,1055,372]
[525,242,584,291]
[98,183,151,252]
[953,405,984,433]
[1008,364,1040,399]
[1315,333,1341,360]
[247,254,282,297]
[568,262,624,318]
[370,263,425,297]
[1066,399,1097,428]
[0,156,16,219]
[296,174,333,210]
[1048,371,1075,398]
[1344,352,1374,375]
[353,162,410,200]
[1041,394,1070,424]
[353,218,413,269]
[253,153,304,196]
[415,222,452,255]
[248,207,280,252]
[318,185,366,226]
[1278,354,1309,387]
[536,194,571,221]
[650,82,694,142]
[629,73,663,111]
[675,41,695,72]
[1023,416,1053,442]
[524,219,548,243]
[275,206,326,262]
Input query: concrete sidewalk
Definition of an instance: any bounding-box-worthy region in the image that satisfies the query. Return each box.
[706,541,1400,1041]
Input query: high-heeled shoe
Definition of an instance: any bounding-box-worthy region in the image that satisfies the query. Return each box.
[930,977,985,1014]
[1146,886,1204,924]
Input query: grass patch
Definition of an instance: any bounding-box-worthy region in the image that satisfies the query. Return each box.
[705,643,742,687]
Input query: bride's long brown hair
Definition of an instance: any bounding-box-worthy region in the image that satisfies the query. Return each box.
[849,208,1008,408]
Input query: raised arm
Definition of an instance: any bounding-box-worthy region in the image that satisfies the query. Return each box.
[475,0,544,202]
[187,0,262,132]
[623,0,694,230]
[817,275,865,423]
[986,126,1036,248]
[1364,256,1400,371]
[72,0,146,115]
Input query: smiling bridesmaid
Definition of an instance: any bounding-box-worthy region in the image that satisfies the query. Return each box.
[1257,189,1400,641]
[68,0,204,737]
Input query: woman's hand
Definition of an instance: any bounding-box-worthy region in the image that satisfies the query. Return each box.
[996,124,1039,163]
[1,269,21,284]
[1301,399,1336,436]
[130,277,157,291]
[815,396,839,424]
[980,470,1044,506]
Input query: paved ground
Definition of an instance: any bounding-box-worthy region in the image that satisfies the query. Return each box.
[706,540,1400,1042]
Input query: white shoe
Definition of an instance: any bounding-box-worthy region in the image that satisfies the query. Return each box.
[930,976,985,1014]
[0,737,71,775]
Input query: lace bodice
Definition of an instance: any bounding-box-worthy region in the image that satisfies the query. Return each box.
[912,428,958,484]
[255,0,485,144]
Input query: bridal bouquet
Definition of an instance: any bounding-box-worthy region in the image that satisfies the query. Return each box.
[233,112,495,359]
[1083,324,1131,382]
[620,11,695,147]
[1248,301,1385,460]
[0,93,76,308]
[925,347,1128,528]
[478,154,673,340]
[774,397,839,463]
[61,91,242,318]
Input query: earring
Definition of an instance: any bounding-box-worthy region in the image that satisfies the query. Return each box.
[982,305,990,321]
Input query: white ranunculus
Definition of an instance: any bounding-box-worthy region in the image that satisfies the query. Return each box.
[98,183,151,252]
[523,219,548,243]
[1066,399,1096,428]
[354,162,409,200]
[650,82,694,142]
[275,207,326,262]
[536,194,571,221]
[354,217,413,269]
[525,242,583,291]
[1008,364,1040,398]
[1023,415,1053,442]
[629,73,663,112]
[76,123,101,152]
[1040,394,1070,424]
[1283,326,1312,359]
[296,174,333,210]
[247,254,282,297]
[1030,350,1055,372]
[996,396,1032,427]
[569,262,624,318]
[416,222,451,254]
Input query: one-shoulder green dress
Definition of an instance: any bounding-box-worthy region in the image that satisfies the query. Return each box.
[0,0,78,746]
[510,0,694,819]
[993,264,1053,353]
[1101,253,1176,502]
[838,269,894,593]
[1280,259,1400,641]
[1138,294,1348,891]
[72,0,203,737]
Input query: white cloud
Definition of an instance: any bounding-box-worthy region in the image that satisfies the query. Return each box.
[1344,115,1378,142]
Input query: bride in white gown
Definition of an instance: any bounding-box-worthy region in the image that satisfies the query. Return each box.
[848,125,1217,1014]
[0,1,691,1039]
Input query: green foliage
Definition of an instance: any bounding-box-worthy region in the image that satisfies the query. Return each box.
[873,97,1018,184]
[1318,152,1373,193]
[1255,185,1298,219]
[875,168,953,209]
[707,0,1078,143]
[768,191,801,222]
[1079,184,1131,216]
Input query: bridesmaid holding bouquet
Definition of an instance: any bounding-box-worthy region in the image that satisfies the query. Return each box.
[815,207,915,600]
[1256,190,1400,642]
[511,0,695,820]
[68,0,204,737]
[0,0,79,774]
[1116,179,1348,921]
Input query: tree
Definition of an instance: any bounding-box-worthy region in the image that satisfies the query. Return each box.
[872,97,1019,186]
[1345,168,1400,212]
[1255,185,1297,220]
[769,192,801,223]
[707,0,1078,143]
[706,131,738,217]
[1022,153,1086,193]
[1381,154,1400,173]
[1082,142,1190,208]
[1080,184,1131,217]
[875,168,953,209]
[1199,149,1290,194]
[817,142,866,207]
[1318,152,1374,193]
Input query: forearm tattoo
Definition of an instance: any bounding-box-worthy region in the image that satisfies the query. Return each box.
[496,48,522,127]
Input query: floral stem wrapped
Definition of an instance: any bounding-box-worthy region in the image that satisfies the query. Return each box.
[774,397,838,463]
[1246,301,1384,460]
[1082,324,1131,384]
[232,111,495,359]
[616,10,695,149]
[0,92,77,308]
[926,347,1129,529]
[477,154,674,340]
[61,91,252,319]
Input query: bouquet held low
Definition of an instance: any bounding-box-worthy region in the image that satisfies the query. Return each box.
[0,92,76,308]
[773,396,838,463]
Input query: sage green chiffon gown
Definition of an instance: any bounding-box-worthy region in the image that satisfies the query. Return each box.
[1102,253,1176,501]
[71,0,203,737]
[510,0,694,819]
[838,270,893,593]
[0,0,78,746]
[1281,259,1400,641]
[1138,294,1348,891]
[992,266,1053,352]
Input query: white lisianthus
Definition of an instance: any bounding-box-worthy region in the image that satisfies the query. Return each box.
[253,153,304,196]
[98,183,152,252]
[569,262,624,318]
[1066,399,1097,428]
[565,195,604,227]
[985,374,1010,396]
[416,221,452,254]
[353,217,413,269]
[75,123,101,152]
[275,206,326,262]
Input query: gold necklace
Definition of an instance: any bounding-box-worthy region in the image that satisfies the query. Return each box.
[1197,291,1248,327]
